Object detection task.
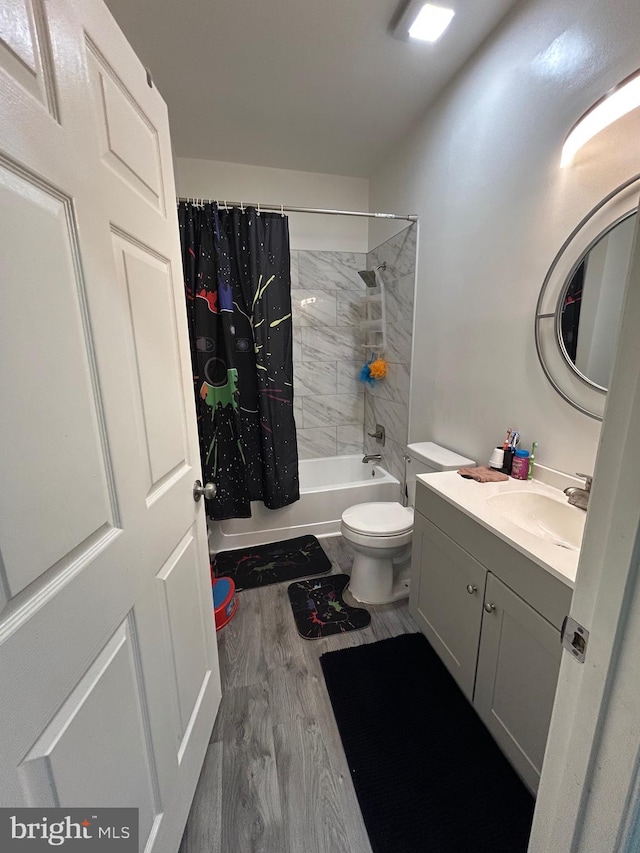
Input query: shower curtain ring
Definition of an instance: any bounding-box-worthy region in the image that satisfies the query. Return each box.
[280,203,285,217]
[240,201,245,213]
[257,202,261,216]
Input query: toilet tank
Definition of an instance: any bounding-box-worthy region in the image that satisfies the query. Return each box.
[405,442,475,506]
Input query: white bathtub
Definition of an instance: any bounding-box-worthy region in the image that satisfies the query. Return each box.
[209,455,400,552]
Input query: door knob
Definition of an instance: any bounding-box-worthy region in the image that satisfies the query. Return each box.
[193,480,216,502]
[484,602,496,613]
[466,584,477,594]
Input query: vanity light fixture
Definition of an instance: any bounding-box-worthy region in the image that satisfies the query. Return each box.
[392,1,455,44]
[561,68,640,167]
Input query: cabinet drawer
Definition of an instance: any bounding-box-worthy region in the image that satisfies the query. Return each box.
[410,512,487,700]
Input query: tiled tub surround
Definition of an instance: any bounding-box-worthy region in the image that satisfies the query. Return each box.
[363,224,417,486]
[291,250,367,459]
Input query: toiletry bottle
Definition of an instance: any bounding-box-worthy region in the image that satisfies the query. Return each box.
[511,449,530,480]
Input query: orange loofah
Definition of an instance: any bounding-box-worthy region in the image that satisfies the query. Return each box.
[368,357,388,380]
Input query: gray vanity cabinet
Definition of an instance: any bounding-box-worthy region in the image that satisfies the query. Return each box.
[475,573,563,793]
[410,481,572,794]
[411,511,486,701]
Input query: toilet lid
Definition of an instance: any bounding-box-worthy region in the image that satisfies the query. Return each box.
[342,502,414,536]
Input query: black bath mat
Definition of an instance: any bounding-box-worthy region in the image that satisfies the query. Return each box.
[213,534,331,591]
[320,632,535,853]
[287,574,371,640]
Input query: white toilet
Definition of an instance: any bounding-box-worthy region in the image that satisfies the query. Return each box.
[341,442,475,604]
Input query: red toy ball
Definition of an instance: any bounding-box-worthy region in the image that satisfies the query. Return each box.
[211,576,238,631]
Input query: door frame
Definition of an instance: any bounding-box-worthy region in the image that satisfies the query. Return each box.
[529,206,640,850]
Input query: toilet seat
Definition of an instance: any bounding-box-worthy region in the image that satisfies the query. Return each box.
[341,502,414,537]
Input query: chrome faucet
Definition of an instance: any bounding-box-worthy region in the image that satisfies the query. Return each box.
[363,453,382,464]
[564,473,592,511]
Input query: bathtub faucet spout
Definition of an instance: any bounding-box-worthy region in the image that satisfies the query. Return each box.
[362,454,382,464]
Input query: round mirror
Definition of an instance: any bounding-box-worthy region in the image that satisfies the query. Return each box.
[536,175,640,420]
[559,211,636,391]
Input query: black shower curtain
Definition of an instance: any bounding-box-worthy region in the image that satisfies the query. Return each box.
[178,202,299,520]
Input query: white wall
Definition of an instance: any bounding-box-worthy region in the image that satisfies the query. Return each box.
[175,157,369,252]
[368,0,640,476]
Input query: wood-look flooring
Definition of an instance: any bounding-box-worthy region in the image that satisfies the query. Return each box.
[179,534,419,853]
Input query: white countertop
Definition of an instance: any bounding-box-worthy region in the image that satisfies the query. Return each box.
[416,468,584,588]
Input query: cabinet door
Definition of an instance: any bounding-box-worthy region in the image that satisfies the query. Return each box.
[410,513,487,699]
[475,573,562,793]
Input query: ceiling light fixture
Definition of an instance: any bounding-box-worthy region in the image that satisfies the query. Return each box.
[392,1,455,44]
[561,68,640,167]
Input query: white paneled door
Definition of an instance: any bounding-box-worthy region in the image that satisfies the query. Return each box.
[0,1,221,850]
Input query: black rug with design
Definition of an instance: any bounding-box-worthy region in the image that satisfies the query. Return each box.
[320,632,535,853]
[213,534,331,591]
[287,574,371,640]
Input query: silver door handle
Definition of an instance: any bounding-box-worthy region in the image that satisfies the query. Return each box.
[466,584,477,594]
[484,602,496,613]
[193,480,216,502]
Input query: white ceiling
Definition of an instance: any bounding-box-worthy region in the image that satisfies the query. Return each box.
[104,0,521,178]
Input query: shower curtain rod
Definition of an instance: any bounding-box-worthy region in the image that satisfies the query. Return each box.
[177,197,418,222]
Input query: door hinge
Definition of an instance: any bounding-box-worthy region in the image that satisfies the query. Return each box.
[561,615,589,663]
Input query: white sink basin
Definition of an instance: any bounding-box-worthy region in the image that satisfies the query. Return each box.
[487,491,586,551]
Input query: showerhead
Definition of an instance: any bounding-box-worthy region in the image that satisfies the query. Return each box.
[358,262,386,288]
[358,270,378,288]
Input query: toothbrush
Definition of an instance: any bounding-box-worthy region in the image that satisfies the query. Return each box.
[528,441,538,480]
[502,428,512,450]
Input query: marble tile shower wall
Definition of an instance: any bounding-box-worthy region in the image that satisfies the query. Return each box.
[363,224,417,487]
[291,250,367,459]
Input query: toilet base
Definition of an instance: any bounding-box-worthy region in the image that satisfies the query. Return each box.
[348,552,411,605]
[349,580,410,606]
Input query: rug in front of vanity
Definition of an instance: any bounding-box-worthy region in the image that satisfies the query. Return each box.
[287,574,371,639]
[320,632,535,853]
[212,534,331,591]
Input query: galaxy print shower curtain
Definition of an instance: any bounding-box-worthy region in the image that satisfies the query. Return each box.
[178,202,299,520]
